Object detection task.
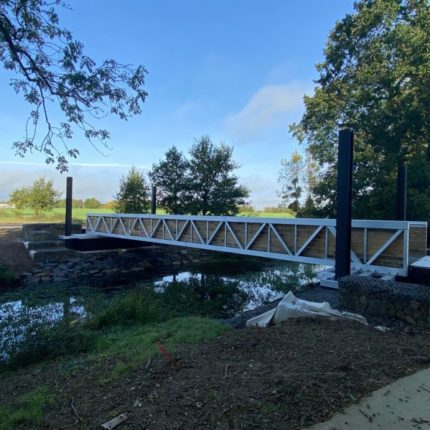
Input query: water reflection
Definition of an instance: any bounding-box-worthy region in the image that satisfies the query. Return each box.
[0,262,316,357]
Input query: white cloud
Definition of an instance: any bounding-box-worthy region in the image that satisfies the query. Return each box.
[224,81,312,141]
[0,163,149,202]
[240,173,278,210]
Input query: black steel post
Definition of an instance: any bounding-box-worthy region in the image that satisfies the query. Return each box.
[335,129,354,280]
[65,177,73,236]
[151,185,157,215]
[396,162,407,220]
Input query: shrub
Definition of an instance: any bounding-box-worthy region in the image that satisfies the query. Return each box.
[2,322,96,370]
[88,291,157,329]
[0,264,17,287]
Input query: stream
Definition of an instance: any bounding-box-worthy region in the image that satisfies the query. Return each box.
[0,259,318,358]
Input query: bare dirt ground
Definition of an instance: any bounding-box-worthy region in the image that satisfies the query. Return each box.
[0,224,33,279]
[1,318,430,429]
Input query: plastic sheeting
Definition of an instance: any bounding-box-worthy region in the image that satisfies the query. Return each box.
[246,291,367,327]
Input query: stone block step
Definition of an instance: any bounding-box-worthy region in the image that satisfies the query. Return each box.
[30,247,77,262]
[26,230,59,241]
[26,240,66,250]
[22,223,82,241]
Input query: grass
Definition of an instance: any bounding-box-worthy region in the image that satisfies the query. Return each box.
[3,321,97,371]
[0,207,112,224]
[0,207,294,224]
[95,316,228,381]
[0,386,54,430]
[1,283,235,372]
[87,290,157,329]
[0,264,16,286]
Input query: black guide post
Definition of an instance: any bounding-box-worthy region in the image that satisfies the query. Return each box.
[151,185,157,215]
[335,129,354,280]
[65,176,73,236]
[396,162,407,220]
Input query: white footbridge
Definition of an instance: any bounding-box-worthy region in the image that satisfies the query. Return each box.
[79,214,427,284]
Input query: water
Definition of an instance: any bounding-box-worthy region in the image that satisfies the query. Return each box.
[0,260,317,358]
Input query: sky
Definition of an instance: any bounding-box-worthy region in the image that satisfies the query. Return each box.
[0,0,355,208]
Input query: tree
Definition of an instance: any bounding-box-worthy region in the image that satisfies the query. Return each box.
[29,177,61,215]
[84,197,102,209]
[291,0,430,220]
[9,186,29,210]
[0,0,147,172]
[10,177,61,215]
[278,151,305,213]
[149,146,191,214]
[187,136,249,215]
[114,167,150,213]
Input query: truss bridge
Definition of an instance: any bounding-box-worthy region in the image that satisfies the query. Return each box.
[80,214,427,279]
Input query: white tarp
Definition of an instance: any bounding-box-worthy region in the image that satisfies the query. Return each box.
[246,291,368,327]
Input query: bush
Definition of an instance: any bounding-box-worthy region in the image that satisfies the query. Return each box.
[0,264,17,287]
[88,291,157,329]
[2,322,96,370]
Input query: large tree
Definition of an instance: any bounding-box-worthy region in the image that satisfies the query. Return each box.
[278,151,305,213]
[291,0,430,220]
[10,177,61,215]
[0,0,147,172]
[114,167,150,214]
[187,136,249,215]
[149,146,191,214]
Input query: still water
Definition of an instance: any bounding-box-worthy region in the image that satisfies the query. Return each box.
[0,260,316,357]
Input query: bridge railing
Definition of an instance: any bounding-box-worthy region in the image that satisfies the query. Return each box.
[85,214,427,276]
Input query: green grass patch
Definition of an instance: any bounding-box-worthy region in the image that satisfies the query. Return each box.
[1,283,235,372]
[3,321,96,371]
[0,264,16,287]
[87,290,157,329]
[0,386,54,430]
[95,316,228,381]
[0,207,295,224]
[0,207,113,224]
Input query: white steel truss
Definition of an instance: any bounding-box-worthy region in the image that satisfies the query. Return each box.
[84,214,427,276]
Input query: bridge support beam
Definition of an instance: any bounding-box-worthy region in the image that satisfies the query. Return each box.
[151,185,157,215]
[335,129,354,280]
[65,176,73,236]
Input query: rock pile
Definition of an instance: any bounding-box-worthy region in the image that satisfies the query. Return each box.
[22,246,208,287]
[339,275,430,328]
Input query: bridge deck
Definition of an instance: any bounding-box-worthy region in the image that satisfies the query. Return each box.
[84,214,427,276]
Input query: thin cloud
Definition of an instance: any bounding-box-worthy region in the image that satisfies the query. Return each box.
[0,160,148,169]
[224,81,312,141]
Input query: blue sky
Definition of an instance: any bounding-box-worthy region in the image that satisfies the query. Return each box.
[0,0,354,207]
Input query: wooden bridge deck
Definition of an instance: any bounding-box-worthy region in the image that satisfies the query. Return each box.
[82,214,427,277]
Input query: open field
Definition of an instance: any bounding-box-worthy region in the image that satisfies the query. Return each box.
[0,208,113,224]
[0,208,295,224]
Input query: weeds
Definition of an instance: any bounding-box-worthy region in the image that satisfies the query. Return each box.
[0,386,53,429]
[2,321,96,371]
[0,264,16,287]
[87,290,157,329]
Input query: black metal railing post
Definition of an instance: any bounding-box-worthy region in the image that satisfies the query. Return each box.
[151,185,157,215]
[65,176,73,236]
[335,129,354,280]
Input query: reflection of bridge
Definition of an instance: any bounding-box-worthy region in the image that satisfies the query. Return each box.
[76,213,427,281]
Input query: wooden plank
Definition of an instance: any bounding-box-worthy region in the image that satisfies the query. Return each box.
[249,225,269,251]
[409,225,427,260]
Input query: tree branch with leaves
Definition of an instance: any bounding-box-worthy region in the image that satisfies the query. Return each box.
[0,0,147,171]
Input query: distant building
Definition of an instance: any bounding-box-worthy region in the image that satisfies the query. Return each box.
[0,203,14,209]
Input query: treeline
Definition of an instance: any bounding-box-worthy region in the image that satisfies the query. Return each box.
[9,177,109,214]
[280,0,430,224]
[56,198,105,209]
[115,136,249,215]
